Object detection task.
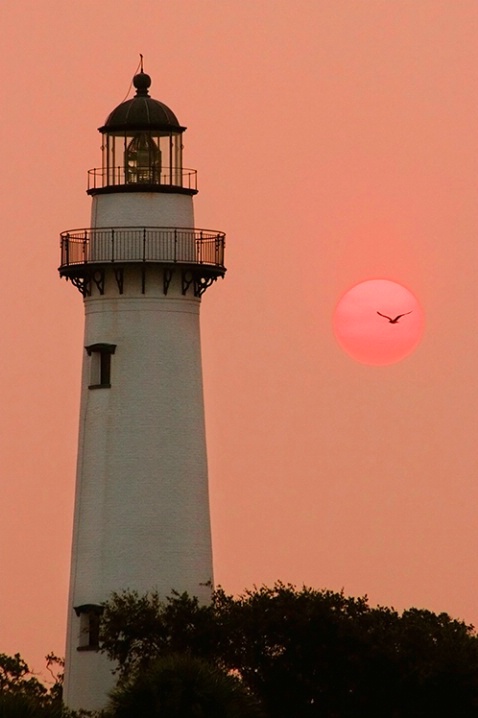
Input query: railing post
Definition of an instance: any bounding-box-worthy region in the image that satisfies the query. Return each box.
[111,229,115,262]
[83,230,88,263]
[174,229,177,262]
[143,228,147,262]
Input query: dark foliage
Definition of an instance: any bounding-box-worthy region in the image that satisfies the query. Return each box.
[100,583,478,718]
[107,653,263,718]
[0,652,63,718]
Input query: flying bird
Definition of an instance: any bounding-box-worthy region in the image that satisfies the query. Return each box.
[377,310,413,324]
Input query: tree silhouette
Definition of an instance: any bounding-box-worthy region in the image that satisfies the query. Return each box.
[100,584,478,717]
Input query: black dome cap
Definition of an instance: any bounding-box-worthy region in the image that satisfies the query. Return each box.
[99,72,185,133]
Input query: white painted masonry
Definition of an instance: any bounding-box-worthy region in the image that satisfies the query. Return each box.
[64,268,213,709]
[91,191,195,229]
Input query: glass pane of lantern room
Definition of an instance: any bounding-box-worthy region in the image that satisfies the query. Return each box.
[151,134,162,182]
[124,132,162,185]
[173,134,183,185]
[124,133,138,184]
[104,135,113,186]
[157,135,169,182]
[108,135,121,185]
[109,134,124,185]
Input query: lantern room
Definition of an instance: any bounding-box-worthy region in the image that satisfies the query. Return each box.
[87,71,197,194]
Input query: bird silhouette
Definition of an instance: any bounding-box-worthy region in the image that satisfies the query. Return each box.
[377,310,413,324]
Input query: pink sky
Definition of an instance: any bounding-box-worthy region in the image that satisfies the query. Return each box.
[1,0,478,679]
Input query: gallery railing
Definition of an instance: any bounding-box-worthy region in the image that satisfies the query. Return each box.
[59,227,225,270]
[87,166,197,191]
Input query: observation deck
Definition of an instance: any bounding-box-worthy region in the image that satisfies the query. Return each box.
[59,226,226,297]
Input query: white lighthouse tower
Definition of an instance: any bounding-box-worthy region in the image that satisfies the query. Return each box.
[60,68,225,712]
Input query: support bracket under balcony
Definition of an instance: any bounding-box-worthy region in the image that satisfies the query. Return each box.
[163,267,174,295]
[113,267,124,294]
[69,275,91,297]
[92,270,105,295]
[194,275,217,297]
[181,270,194,296]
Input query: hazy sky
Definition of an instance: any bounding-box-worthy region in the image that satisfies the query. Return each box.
[1,0,478,679]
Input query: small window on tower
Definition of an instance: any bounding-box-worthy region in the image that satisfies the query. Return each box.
[86,343,116,389]
[74,604,103,651]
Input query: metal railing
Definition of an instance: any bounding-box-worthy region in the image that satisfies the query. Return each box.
[59,227,225,270]
[87,166,197,192]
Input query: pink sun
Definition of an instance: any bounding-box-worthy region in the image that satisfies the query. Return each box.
[333,279,425,366]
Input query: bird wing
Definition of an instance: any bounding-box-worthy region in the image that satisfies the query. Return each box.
[394,311,413,321]
[377,311,392,320]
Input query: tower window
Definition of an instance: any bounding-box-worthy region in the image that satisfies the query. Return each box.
[74,604,103,651]
[86,343,116,389]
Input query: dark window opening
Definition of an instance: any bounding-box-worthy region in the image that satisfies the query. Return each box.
[99,351,111,385]
[86,343,116,389]
[74,604,103,651]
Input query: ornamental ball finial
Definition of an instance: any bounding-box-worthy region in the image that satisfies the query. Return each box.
[133,71,151,97]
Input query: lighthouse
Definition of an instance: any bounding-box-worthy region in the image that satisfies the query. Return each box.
[60,68,225,711]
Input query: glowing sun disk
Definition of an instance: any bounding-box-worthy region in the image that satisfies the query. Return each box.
[333,279,424,366]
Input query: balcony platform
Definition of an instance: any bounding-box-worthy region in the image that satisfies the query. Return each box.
[59,227,226,297]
